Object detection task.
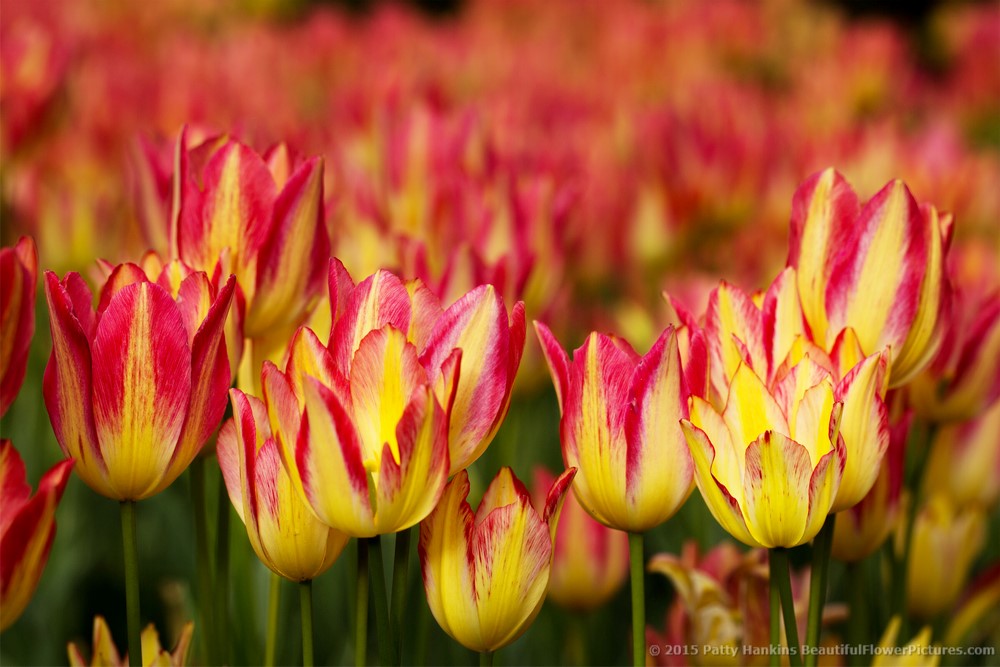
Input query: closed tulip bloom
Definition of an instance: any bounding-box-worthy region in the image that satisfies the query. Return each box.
[681,363,846,548]
[535,323,694,533]
[43,263,235,500]
[1,236,37,417]
[218,389,348,581]
[530,467,628,611]
[787,168,951,387]
[263,324,453,537]
[176,133,329,338]
[419,467,575,653]
[68,615,193,667]
[902,494,985,619]
[921,401,1000,508]
[0,441,73,630]
[325,259,525,474]
[831,413,909,562]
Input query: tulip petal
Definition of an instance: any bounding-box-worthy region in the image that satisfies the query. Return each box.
[419,471,481,650]
[622,327,693,531]
[832,352,889,511]
[706,281,766,396]
[299,377,374,536]
[404,279,444,351]
[331,270,413,376]
[373,390,449,534]
[722,364,789,450]
[91,282,192,500]
[787,168,859,348]
[762,267,806,383]
[0,238,37,417]
[681,420,759,548]
[250,157,329,334]
[43,273,105,491]
[534,321,570,412]
[742,431,812,548]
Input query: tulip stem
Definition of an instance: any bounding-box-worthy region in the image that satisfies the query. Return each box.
[368,536,398,666]
[300,580,314,667]
[190,458,217,664]
[120,501,142,667]
[846,562,867,667]
[390,527,411,663]
[480,650,494,667]
[805,514,835,667]
[265,572,281,667]
[893,421,936,638]
[770,566,781,667]
[356,540,369,667]
[771,548,803,667]
[215,482,231,664]
[628,532,645,667]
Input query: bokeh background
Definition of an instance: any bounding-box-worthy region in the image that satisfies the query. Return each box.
[1,0,998,664]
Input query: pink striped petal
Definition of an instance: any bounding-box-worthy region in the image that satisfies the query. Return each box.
[0,238,37,417]
[331,270,413,376]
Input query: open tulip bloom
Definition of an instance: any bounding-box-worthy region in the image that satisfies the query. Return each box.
[419,467,575,657]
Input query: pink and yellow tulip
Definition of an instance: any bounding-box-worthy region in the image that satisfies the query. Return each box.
[262,324,453,538]
[681,362,846,548]
[175,132,329,340]
[0,440,73,631]
[1,236,37,417]
[419,467,575,653]
[787,168,951,388]
[43,262,236,500]
[535,324,695,533]
[218,389,349,581]
[67,615,193,667]
[921,401,1000,509]
[530,467,629,611]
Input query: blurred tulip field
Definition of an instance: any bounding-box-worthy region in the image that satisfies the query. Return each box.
[1,0,1000,665]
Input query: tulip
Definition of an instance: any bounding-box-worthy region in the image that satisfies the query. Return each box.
[901,494,985,619]
[1,236,37,417]
[218,389,349,581]
[323,259,525,474]
[534,323,694,533]
[681,362,845,549]
[175,133,329,341]
[831,413,909,562]
[264,323,452,538]
[419,467,575,655]
[530,467,628,611]
[0,441,73,631]
[872,617,939,667]
[787,168,951,387]
[43,263,236,501]
[68,616,194,667]
[921,401,1000,509]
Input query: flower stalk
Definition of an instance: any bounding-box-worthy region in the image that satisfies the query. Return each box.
[120,501,142,667]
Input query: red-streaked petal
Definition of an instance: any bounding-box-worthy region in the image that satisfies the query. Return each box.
[298,377,374,536]
[91,282,192,500]
[706,281,766,398]
[0,237,37,417]
[533,321,570,412]
[43,272,104,490]
[95,263,149,318]
[331,270,412,376]
[741,431,813,548]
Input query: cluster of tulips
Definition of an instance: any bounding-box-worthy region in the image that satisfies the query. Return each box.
[2,0,1000,666]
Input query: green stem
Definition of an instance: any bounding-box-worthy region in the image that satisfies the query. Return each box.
[805,515,836,667]
[300,580,314,667]
[265,572,281,667]
[368,536,398,666]
[120,501,142,667]
[480,650,494,667]
[628,532,645,667]
[190,458,216,663]
[846,561,867,667]
[356,540,369,667]
[770,564,781,667]
[893,422,937,637]
[771,548,803,667]
[215,479,231,664]
[390,528,412,663]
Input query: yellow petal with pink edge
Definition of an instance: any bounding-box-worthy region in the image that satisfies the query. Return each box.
[741,431,813,548]
[681,421,759,548]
